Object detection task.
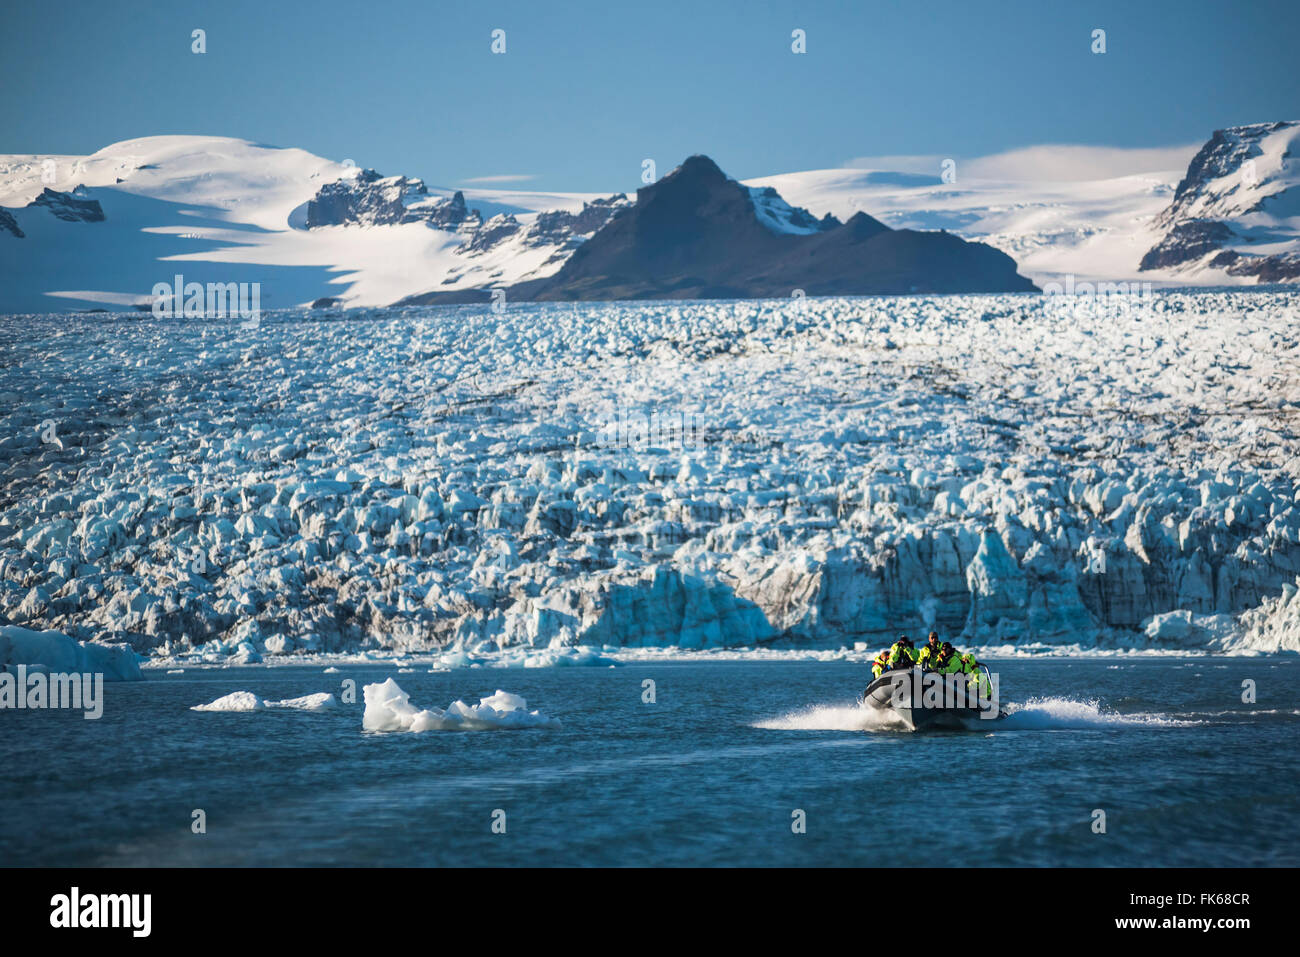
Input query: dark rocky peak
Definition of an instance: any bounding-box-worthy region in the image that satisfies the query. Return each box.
[1161,121,1297,224]
[0,208,23,238]
[661,154,729,186]
[503,153,1035,301]
[841,210,889,240]
[748,186,840,235]
[634,154,745,215]
[407,188,477,228]
[530,194,631,244]
[463,212,524,253]
[1180,122,1293,188]
[440,190,469,221]
[1140,120,1299,279]
[30,186,105,223]
[305,172,477,229]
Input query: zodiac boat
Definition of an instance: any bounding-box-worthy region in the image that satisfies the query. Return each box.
[860,665,1004,731]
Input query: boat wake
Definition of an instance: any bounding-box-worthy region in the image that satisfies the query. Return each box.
[995,697,1197,729]
[752,701,909,732]
[754,696,1199,732]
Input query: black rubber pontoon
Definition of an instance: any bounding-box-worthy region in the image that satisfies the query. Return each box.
[861,665,1003,731]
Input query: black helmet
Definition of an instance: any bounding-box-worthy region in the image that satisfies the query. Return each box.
[941,641,953,653]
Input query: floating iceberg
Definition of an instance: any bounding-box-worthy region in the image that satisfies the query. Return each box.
[192,690,337,711]
[0,625,141,680]
[192,691,264,712]
[361,677,559,732]
[267,692,337,710]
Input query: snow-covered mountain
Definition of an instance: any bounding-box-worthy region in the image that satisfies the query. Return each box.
[749,122,1299,289]
[743,166,1182,288]
[1,125,1296,314]
[0,136,614,313]
[404,154,1036,303]
[1139,121,1300,282]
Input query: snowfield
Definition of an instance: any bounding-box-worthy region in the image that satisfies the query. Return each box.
[1,290,1299,669]
[0,136,603,313]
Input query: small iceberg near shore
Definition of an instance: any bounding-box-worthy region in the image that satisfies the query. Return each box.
[1,625,142,680]
[362,677,559,732]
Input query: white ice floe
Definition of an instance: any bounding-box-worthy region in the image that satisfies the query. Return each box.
[266,692,337,710]
[192,690,337,711]
[192,691,264,712]
[361,677,559,732]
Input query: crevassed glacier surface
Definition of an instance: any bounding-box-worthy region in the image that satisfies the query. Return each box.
[1,291,1298,663]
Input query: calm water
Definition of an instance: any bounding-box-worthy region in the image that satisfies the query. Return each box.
[3,658,1298,866]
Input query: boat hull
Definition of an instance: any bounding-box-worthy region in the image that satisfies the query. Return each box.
[861,667,998,732]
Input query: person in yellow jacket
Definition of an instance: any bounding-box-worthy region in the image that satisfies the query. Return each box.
[930,641,963,674]
[887,635,919,669]
[960,652,992,698]
[871,648,891,680]
[915,631,942,668]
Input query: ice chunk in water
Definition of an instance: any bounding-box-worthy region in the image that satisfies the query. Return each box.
[193,691,264,712]
[362,678,558,732]
[361,678,421,731]
[479,690,527,712]
[193,690,337,712]
[266,692,337,710]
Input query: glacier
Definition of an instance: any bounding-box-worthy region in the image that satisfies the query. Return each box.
[0,289,1298,665]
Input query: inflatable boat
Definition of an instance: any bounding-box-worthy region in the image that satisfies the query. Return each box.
[861,665,1005,731]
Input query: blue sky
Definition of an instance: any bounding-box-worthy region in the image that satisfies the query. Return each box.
[3,0,1296,191]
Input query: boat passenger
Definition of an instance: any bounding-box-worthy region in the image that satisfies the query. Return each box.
[887,635,918,669]
[931,641,963,674]
[916,631,942,668]
[871,649,891,680]
[960,652,991,697]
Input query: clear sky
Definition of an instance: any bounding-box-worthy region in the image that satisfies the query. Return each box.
[2,0,1296,191]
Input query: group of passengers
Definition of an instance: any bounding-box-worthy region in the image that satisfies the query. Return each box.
[870,631,989,695]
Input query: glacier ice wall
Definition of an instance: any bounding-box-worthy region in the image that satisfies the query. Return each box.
[0,290,1297,658]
